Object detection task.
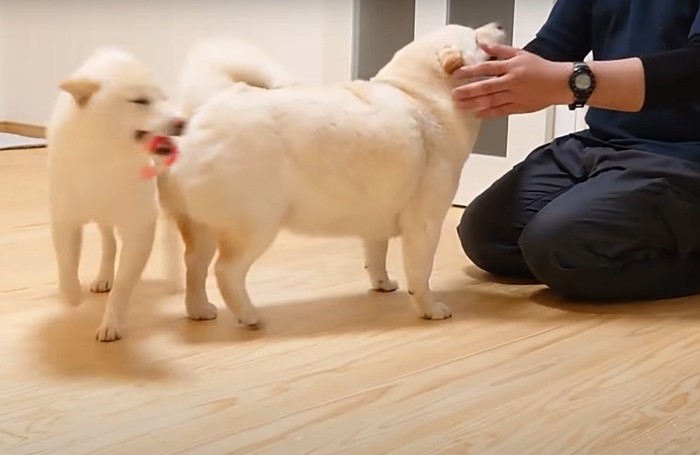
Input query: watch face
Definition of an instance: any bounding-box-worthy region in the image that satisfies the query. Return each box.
[574,73,591,90]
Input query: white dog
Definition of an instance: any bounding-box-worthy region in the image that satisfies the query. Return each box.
[163,23,506,327]
[46,47,185,341]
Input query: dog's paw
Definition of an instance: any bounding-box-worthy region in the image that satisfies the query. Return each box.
[187,301,218,321]
[90,277,113,293]
[371,278,399,293]
[419,301,452,321]
[237,308,262,330]
[95,322,122,342]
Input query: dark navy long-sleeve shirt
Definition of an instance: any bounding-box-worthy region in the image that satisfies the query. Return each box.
[524,0,700,163]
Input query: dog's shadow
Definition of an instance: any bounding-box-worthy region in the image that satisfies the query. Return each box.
[31,267,700,382]
[169,284,543,345]
[30,279,181,382]
[31,277,536,381]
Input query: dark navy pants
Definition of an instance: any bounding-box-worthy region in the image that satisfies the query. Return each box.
[457,135,700,301]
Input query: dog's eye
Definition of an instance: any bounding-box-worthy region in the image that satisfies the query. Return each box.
[488,56,499,61]
[130,97,151,106]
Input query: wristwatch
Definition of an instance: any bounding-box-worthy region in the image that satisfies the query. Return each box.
[568,62,596,110]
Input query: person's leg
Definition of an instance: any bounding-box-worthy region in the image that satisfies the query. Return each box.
[519,149,700,301]
[457,135,589,278]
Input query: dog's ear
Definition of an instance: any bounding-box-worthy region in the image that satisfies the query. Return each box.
[438,45,465,75]
[59,78,101,107]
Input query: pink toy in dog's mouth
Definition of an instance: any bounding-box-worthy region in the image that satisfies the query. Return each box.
[140,135,179,179]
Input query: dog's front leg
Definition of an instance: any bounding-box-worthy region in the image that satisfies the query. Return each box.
[362,238,399,292]
[177,216,218,321]
[400,219,452,320]
[51,220,84,306]
[95,219,155,341]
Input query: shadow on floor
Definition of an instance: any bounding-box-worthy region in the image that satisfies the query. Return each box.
[26,279,181,382]
[463,264,541,285]
[529,287,700,319]
[26,271,700,382]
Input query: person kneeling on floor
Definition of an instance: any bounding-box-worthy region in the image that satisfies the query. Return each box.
[453,0,700,301]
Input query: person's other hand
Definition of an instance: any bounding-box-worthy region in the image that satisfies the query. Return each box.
[452,44,572,119]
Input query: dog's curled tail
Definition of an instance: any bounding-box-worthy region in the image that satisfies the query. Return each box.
[176,37,297,118]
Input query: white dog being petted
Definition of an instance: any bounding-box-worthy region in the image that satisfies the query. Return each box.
[161,23,506,328]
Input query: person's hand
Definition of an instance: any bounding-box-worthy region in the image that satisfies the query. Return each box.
[452,44,573,119]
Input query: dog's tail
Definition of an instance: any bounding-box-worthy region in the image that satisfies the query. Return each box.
[175,38,297,118]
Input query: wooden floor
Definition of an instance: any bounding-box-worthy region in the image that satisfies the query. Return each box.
[2,148,700,454]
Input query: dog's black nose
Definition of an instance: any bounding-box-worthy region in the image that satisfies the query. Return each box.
[493,22,504,30]
[169,118,187,136]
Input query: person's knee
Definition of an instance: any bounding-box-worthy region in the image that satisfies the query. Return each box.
[457,200,518,276]
[518,214,559,274]
[518,211,603,300]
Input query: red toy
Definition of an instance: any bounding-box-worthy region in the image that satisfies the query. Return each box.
[140,135,179,179]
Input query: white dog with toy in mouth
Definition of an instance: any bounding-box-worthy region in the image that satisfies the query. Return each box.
[161,22,507,328]
[46,47,185,341]
[46,39,296,342]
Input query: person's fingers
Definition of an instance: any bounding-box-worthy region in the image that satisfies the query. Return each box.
[480,43,521,60]
[455,90,512,110]
[453,60,508,79]
[452,74,514,101]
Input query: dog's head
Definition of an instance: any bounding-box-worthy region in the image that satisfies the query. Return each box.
[59,47,186,148]
[374,22,507,90]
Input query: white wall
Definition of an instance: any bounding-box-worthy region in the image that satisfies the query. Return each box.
[0,0,354,125]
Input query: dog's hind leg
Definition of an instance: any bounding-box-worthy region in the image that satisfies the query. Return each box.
[214,225,278,328]
[90,223,116,293]
[95,218,156,341]
[176,216,218,321]
[51,220,84,306]
[362,238,399,292]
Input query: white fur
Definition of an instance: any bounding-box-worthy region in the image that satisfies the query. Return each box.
[162,23,506,327]
[47,47,184,341]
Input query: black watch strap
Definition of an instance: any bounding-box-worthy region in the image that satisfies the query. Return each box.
[568,62,596,110]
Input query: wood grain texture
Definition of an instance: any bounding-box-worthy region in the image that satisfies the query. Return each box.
[2,148,700,454]
[0,121,46,138]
